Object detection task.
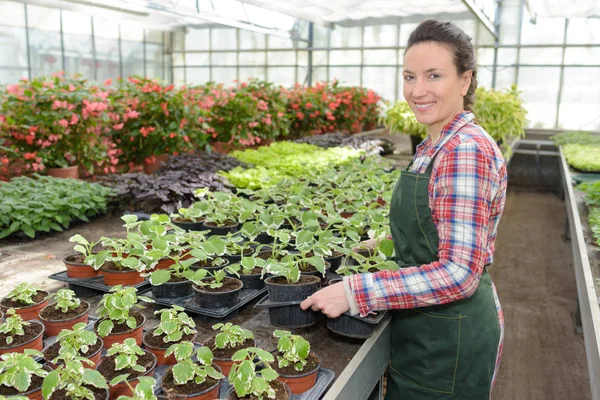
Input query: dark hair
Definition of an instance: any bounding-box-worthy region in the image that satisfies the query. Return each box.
[406,19,477,110]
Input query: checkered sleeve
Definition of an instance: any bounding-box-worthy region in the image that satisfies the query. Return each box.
[345,140,498,316]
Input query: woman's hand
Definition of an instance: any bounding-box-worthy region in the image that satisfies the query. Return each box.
[300,281,349,318]
[352,237,381,252]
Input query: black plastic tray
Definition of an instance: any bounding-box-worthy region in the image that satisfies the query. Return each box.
[143,286,268,321]
[48,271,150,295]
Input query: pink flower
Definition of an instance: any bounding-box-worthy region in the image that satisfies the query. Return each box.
[123,109,140,121]
[70,114,79,125]
[113,123,124,130]
[257,100,268,111]
[169,132,177,139]
[104,78,113,86]
[161,102,169,116]
[48,134,59,142]
[7,84,20,94]
[296,112,304,120]
[248,122,259,128]
[41,140,52,148]
[24,152,36,160]
[262,117,272,126]
[277,112,284,118]
[57,119,69,128]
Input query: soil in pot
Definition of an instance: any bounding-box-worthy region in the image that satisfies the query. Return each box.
[203,336,255,377]
[48,386,107,400]
[143,330,196,365]
[190,258,229,272]
[101,262,144,286]
[202,220,238,235]
[160,364,221,398]
[0,374,45,398]
[193,278,243,309]
[43,338,102,366]
[229,379,290,400]
[97,350,156,382]
[0,290,49,320]
[63,254,102,278]
[151,276,193,298]
[224,248,254,264]
[39,301,89,321]
[0,321,44,354]
[271,352,320,394]
[94,311,145,348]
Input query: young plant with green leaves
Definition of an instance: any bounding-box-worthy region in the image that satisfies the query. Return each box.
[96,286,153,338]
[147,255,198,286]
[228,347,279,400]
[164,342,224,386]
[0,309,31,346]
[52,322,99,362]
[45,289,81,313]
[4,283,44,305]
[106,338,146,373]
[336,238,399,276]
[108,376,157,400]
[69,234,103,269]
[189,266,240,290]
[273,330,311,372]
[211,323,254,351]
[0,350,47,396]
[42,356,107,400]
[151,306,196,344]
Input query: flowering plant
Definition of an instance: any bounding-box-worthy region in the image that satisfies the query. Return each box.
[108,77,209,165]
[0,73,118,174]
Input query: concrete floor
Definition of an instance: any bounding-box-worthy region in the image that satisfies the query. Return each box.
[0,132,593,399]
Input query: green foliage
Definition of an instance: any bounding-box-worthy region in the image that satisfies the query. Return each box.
[273,330,311,372]
[551,131,600,146]
[336,239,400,275]
[106,338,146,373]
[228,347,279,400]
[381,101,426,138]
[53,322,99,362]
[189,266,239,290]
[5,283,43,306]
[47,289,81,313]
[110,376,157,400]
[0,309,31,346]
[164,342,224,386]
[472,85,527,143]
[589,207,600,247]
[0,349,47,393]
[211,323,254,351]
[563,144,600,172]
[152,306,196,344]
[42,357,107,400]
[69,234,102,260]
[0,175,114,239]
[96,286,153,338]
[579,180,600,208]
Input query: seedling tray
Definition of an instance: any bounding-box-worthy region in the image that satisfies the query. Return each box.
[326,311,388,339]
[143,286,268,322]
[48,271,150,295]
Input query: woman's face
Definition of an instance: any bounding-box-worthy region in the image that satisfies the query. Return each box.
[402,41,472,135]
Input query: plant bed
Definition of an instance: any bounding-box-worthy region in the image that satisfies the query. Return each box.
[97,347,157,398]
[48,271,150,293]
[228,379,291,400]
[0,319,44,356]
[39,300,90,337]
[255,296,321,329]
[192,277,243,309]
[202,220,239,236]
[94,311,146,349]
[63,253,102,278]
[0,286,49,321]
[151,276,193,298]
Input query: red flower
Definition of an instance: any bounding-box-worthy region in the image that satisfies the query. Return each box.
[24,152,36,160]
[113,123,124,130]
[296,112,304,120]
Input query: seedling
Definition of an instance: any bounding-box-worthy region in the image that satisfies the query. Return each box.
[189,266,240,290]
[336,238,399,275]
[0,309,31,345]
[109,376,157,400]
[41,356,107,400]
[151,306,196,344]
[228,347,279,400]
[164,342,224,386]
[0,349,47,393]
[53,322,99,362]
[273,330,311,372]
[211,323,254,350]
[96,286,153,338]
[106,338,146,373]
[46,289,81,313]
[5,283,43,305]
[69,234,103,270]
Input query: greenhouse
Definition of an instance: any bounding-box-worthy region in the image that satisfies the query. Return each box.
[0,0,599,399]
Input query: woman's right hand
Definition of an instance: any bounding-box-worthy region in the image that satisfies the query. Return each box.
[352,237,380,252]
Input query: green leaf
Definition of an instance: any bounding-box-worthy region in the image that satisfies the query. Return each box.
[97,320,114,337]
[110,374,130,386]
[378,238,395,258]
[41,369,59,399]
[15,370,31,393]
[172,362,195,384]
[259,367,279,381]
[150,269,171,286]
[82,369,108,389]
[22,225,35,238]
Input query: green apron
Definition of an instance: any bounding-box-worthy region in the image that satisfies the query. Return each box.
[385,151,501,399]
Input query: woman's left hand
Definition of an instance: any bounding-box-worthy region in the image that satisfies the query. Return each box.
[300,281,350,318]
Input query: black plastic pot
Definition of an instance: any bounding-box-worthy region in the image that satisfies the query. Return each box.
[255,232,274,245]
[223,248,254,264]
[172,219,206,232]
[202,221,238,236]
[193,277,243,309]
[238,272,265,290]
[255,296,321,329]
[325,253,343,271]
[151,279,192,298]
[327,311,387,339]
[264,275,320,303]
[300,261,330,281]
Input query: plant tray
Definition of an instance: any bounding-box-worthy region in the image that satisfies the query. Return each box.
[571,173,600,184]
[326,311,388,339]
[143,286,268,321]
[48,271,150,295]
[255,296,322,329]
[154,364,335,400]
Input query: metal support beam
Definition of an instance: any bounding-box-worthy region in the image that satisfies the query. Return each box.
[306,22,314,86]
[461,0,498,40]
[59,9,66,72]
[555,19,568,128]
[491,0,503,88]
[23,3,32,79]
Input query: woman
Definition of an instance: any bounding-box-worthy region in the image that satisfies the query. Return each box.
[301,19,506,399]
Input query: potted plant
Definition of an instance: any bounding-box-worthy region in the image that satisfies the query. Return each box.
[147,255,198,298]
[227,347,291,400]
[381,100,426,154]
[0,283,48,321]
[94,286,153,349]
[203,323,255,376]
[107,376,156,400]
[97,338,157,399]
[0,349,49,399]
[142,306,197,366]
[197,192,241,235]
[231,254,267,290]
[171,202,210,232]
[221,233,255,265]
[160,342,224,399]
[64,234,103,278]
[42,322,103,368]
[0,309,44,356]
[190,267,243,309]
[38,289,89,336]
[41,356,109,399]
[271,330,320,394]
[188,236,230,274]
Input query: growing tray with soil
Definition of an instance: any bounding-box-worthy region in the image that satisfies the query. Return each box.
[48,270,150,293]
[0,290,48,309]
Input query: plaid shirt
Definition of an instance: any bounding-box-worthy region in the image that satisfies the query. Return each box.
[345,111,507,315]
